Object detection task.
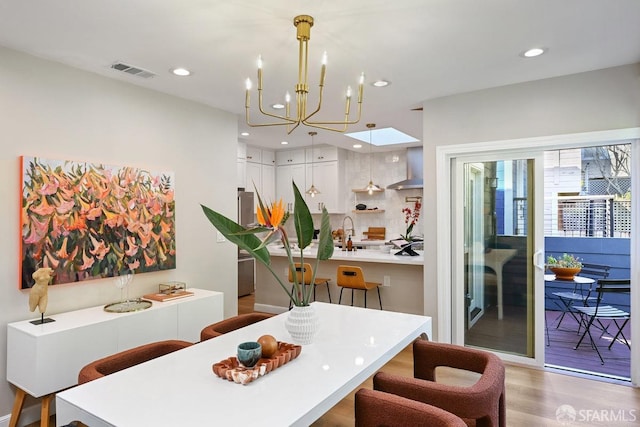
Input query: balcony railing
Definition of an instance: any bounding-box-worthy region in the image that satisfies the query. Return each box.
[544,195,630,237]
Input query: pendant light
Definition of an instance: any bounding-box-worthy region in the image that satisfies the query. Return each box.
[363,123,383,194]
[306,131,320,198]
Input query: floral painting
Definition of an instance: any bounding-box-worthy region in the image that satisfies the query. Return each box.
[20,156,176,288]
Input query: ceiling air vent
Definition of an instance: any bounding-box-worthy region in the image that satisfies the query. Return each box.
[110,62,156,79]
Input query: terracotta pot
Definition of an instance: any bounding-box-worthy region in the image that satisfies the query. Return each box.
[549,266,581,280]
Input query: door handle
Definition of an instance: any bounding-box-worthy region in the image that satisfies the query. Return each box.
[533,249,544,270]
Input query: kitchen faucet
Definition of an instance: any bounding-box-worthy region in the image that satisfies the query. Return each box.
[341,215,355,251]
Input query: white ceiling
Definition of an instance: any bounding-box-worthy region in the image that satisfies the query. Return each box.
[1,0,639,152]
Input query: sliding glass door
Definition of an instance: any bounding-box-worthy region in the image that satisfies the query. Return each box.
[453,154,544,360]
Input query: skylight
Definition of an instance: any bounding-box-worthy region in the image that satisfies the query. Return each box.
[345,127,419,146]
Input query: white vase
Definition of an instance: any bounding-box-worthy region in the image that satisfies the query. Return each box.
[285,305,319,345]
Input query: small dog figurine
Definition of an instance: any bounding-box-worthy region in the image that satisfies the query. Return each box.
[29,267,55,314]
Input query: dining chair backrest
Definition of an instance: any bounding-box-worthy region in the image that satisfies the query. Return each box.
[337,265,366,290]
[288,263,313,284]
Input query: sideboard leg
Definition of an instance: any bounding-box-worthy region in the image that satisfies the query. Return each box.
[9,387,27,427]
[40,394,54,427]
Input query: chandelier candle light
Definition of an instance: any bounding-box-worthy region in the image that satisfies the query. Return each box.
[245,15,364,134]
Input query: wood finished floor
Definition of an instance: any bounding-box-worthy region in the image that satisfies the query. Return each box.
[30,295,638,427]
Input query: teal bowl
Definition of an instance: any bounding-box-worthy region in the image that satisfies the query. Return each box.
[237,341,262,368]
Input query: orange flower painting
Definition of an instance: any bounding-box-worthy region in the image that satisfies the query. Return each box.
[20,156,176,288]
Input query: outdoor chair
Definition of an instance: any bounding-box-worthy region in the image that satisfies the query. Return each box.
[551,262,610,330]
[573,278,631,365]
[373,339,506,427]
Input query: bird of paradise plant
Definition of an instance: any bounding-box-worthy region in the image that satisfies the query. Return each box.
[201,181,334,307]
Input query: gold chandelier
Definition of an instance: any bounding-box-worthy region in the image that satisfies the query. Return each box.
[245,15,364,134]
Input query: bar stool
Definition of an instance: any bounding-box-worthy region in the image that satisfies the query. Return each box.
[288,263,332,309]
[336,265,383,310]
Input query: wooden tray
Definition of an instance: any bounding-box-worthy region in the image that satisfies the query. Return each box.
[212,341,302,385]
[142,290,194,302]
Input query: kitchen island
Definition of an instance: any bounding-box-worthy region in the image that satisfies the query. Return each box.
[254,245,424,315]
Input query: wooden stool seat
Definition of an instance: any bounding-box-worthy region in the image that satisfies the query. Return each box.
[288,263,332,309]
[336,265,383,309]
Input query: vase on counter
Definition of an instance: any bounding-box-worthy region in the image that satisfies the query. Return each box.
[285,305,319,345]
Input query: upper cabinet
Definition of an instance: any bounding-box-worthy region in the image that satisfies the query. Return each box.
[244,146,276,211]
[237,141,247,188]
[276,149,306,166]
[305,145,339,163]
[276,145,346,214]
[245,145,262,163]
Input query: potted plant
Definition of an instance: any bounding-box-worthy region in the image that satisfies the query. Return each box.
[546,253,583,280]
[201,181,333,344]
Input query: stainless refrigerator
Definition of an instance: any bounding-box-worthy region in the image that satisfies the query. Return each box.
[237,189,255,296]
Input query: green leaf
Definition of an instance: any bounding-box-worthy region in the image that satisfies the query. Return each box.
[292,181,314,249]
[201,204,270,266]
[316,206,334,260]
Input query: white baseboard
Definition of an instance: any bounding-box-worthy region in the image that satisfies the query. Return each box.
[0,401,49,427]
[253,303,287,314]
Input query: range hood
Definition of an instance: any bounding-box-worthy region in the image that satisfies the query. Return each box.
[387,147,423,190]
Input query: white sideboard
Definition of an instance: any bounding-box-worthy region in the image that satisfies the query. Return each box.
[7,288,223,399]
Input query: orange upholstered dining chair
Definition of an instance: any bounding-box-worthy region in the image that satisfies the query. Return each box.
[373,340,506,427]
[200,312,274,342]
[355,388,467,427]
[78,339,193,384]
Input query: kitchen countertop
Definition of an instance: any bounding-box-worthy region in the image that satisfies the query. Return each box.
[267,245,424,266]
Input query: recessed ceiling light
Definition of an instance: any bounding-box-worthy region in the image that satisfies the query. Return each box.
[521,47,546,58]
[372,80,390,87]
[272,103,285,110]
[353,144,362,149]
[240,132,250,136]
[281,141,289,145]
[171,68,192,76]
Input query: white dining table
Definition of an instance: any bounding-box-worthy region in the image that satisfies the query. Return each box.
[55,302,432,427]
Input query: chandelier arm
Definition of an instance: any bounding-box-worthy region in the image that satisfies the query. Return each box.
[255,89,298,123]
[303,100,363,126]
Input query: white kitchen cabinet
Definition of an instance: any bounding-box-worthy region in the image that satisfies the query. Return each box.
[276,163,306,212]
[245,147,276,211]
[305,161,345,213]
[305,145,339,163]
[276,148,306,166]
[6,288,223,423]
[246,161,262,194]
[246,145,262,163]
[237,141,247,160]
[237,159,247,189]
[262,149,276,165]
[237,141,247,189]
[262,164,276,203]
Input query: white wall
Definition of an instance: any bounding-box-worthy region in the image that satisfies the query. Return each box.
[0,46,238,418]
[422,63,640,338]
